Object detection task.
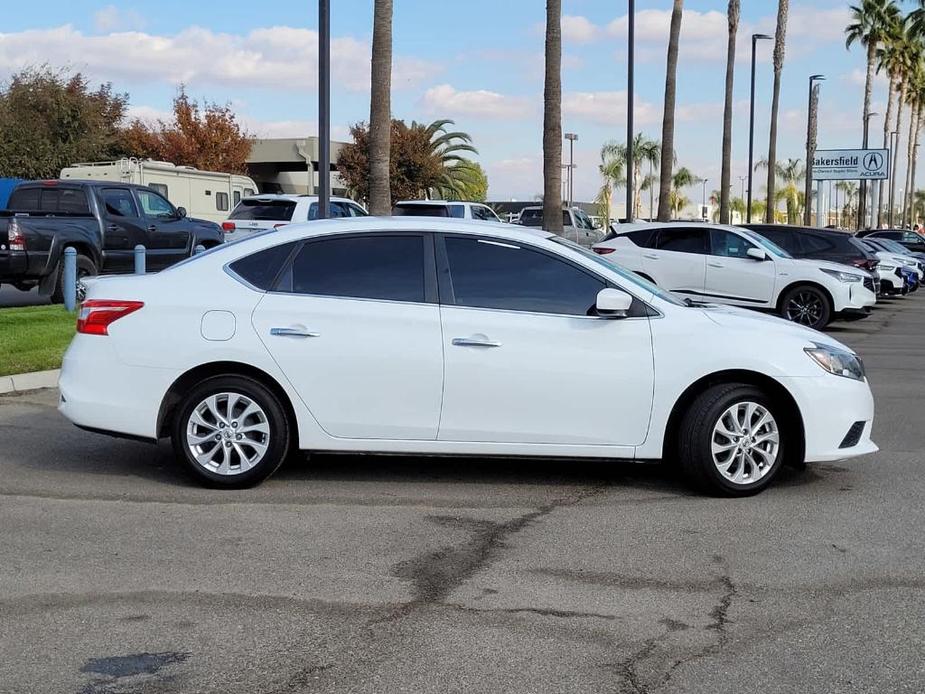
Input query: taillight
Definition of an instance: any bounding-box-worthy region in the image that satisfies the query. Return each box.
[221,221,235,232]
[593,247,616,255]
[77,300,144,336]
[8,218,25,251]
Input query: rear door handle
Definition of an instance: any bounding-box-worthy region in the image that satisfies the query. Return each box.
[147,225,157,232]
[707,262,724,268]
[270,327,320,338]
[643,253,659,260]
[452,337,501,348]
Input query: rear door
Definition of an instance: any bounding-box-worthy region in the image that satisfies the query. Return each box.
[134,188,190,270]
[643,227,709,297]
[251,232,444,440]
[704,228,775,306]
[98,187,147,273]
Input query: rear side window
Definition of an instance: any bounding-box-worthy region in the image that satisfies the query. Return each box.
[800,234,837,253]
[753,228,795,253]
[101,188,139,217]
[448,205,465,218]
[443,236,604,315]
[283,235,426,303]
[8,187,90,214]
[655,228,708,254]
[230,199,296,221]
[622,228,656,247]
[393,203,450,217]
[228,242,298,290]
[518,208,543,226]
[7,187,40,211]
[216,192,229,211]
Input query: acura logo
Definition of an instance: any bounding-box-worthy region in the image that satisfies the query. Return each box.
[863,152,884,171]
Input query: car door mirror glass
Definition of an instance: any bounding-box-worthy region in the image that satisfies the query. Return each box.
[177,206,187,219]
[746,247,767,261]
[596,288,633,317]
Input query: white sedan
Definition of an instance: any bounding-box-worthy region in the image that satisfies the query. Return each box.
[594,223,877,330]
[59,218,877,496]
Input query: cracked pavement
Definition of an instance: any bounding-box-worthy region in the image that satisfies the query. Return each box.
[1,297,924,693]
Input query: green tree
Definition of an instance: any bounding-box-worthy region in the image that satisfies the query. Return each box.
[596,143,625,223]
[758,157,805,224]
[0,66,128,179]
[668,166,701,218]
[601,134,660,220]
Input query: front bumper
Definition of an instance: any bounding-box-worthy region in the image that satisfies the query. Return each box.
[833,281,877,310]
[780,374,878,462]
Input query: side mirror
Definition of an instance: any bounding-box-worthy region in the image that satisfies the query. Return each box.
[595,287,633,318]
[177,207,187,219]
[746,247,768,261]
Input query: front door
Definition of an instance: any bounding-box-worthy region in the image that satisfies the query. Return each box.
[252,233,444,440]
[98,187,147,273]
[134,188,191,270]
[703,228,776,306]
[436,235,654,447]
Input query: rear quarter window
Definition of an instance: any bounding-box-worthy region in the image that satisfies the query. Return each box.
[623,229,656,247]
[228,242,298,290]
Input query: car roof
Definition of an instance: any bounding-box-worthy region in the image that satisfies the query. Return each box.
[394,200,463,206]
[240,194,356,202]
[741,223,854,237]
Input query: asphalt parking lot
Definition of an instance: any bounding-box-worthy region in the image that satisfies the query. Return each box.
[1,299,924,694]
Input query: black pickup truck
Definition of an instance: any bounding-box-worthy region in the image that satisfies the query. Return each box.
[0,180,224,302]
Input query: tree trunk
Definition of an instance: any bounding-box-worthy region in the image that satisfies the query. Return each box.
[858,41,876,228]
[891,85,905,227]
[911,115,923,226]
[903,101,918,227]
[764,0,788,223]
[543,0,563,233]
[877,75,897,227]
[656,0,684,222]
[719,0,739,224]
[367,0,393,215]
[804,84,819,225]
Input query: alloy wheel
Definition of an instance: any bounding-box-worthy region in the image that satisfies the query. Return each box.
[784,291,824,326]
[186,392,271,475]
[711,401,779,485]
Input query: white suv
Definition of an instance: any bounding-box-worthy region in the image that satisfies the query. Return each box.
[593,223,876,330]
[393,200,503,222]
[222,194,367,241]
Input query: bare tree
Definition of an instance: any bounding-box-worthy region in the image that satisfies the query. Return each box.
[656,0,684,221]
[368,0,393,215]
[543,0,563,232]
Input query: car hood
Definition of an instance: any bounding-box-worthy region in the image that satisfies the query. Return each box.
[792,257,871,276]
[697,302,851,352]
[876,252,917,266]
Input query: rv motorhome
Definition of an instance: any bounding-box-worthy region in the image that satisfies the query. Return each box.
[60,159,258,224]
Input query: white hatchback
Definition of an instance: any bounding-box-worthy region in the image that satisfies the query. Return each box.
[593,222,877,330]
[59,219,877,496]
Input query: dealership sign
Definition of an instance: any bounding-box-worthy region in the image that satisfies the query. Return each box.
[811,149,889,180]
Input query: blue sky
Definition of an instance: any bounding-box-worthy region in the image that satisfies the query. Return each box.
[0,1,885,203]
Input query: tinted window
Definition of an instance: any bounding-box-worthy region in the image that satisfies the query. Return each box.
[799,233,837,253]
[285,235,425,302]
[392,203,450,217]
[621,228,656,247]
[710,229,757,258]
[230,199,296,221]
[229,242,297,290]
[216,192,229,211]
[518,208,543,226]
[233,190,241,205]
[7,187,40,211]
[444,236,604,315]
[655,228,708,254]
[753,227,796,253]
[101,188,138,217]
[347,203,368,217]
[448,204,466,218]
[136,189,176,218]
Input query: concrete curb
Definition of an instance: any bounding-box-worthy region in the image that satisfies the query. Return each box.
[0,369,60,395]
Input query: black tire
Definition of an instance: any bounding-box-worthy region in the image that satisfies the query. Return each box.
[50,252,97,304]
[170,375,291,488]
[779,284,832,330]
[677,383,788,496]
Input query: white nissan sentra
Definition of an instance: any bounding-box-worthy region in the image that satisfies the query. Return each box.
[59,218,877,496]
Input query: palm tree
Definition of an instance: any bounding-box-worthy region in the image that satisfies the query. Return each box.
[757,157,804,224]
[656,0,684,221]
[600,134,660,219]
[596,144,626,224]
[719,0,740,224]
[668,166,700,218]
[837,181,859,224]
[368,0,393,215]
[911,188,925,222]
[543,0,563,233]
[765,0,789,223]
[875,16,909,224]
[410,119,479,199]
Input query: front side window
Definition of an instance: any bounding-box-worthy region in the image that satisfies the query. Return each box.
[283,235,425,303]
[347,203,368,217]
[136,189,176,218]
[710,229,757,258]
[443,236,604,315]
[655,227,709,254]
[101,188,138,218]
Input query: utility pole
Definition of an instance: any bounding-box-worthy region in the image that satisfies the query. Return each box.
[564,133,578,208]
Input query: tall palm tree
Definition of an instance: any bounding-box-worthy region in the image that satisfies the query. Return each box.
[719,0,740,224]
[368,0,393,215]
[765,0,789,223]
[656,0,684,221]
[543,0,563,233]
[412,119,480,199]
[668,166,700,218]
[600,134,660,219]
[885,22,916,226]
[758,157,804,224]
[875,16,908,225]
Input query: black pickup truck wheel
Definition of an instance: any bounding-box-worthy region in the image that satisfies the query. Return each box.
[50,254,98,304]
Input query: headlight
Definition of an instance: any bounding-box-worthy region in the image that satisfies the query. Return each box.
[820,268,864,283]
[804,343,865,381]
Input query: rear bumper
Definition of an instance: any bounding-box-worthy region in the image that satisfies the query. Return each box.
[0,250,31,281]
[779,374,877,462]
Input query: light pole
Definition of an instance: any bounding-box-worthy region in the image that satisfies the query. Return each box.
[804,74,824,226]
[317,0,331,218]
[747,34,773,223]
[626,0,635,222]
[702,178,709,220]
[738,175,746,201]
[888,129,898,227]
[859,111,878,229]
[564,133,578,208]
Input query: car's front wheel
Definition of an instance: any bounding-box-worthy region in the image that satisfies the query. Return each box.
[678,383,787,496]
[171,375,291,488]
[779,284,832,330]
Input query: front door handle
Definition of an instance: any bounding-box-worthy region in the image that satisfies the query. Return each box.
[452,337,501,348]
[270,327,320,338]
[147,225,157,232]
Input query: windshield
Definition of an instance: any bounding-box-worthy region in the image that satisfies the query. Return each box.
[550,237,688,307]
[877,238,913,255]
[738,228,793,258]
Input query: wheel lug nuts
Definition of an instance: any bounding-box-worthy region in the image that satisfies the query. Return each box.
[232,421,238,428]
[219,422,225,429]
[235,434,242,440]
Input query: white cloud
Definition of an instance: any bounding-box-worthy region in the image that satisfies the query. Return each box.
[562,15,601,44]
[420,84,531,120]
[0,25,441,92]
[93,5,146,33]
[562,91,661,127]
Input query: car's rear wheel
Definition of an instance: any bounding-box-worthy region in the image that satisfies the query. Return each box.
[51,252,97,304]
[678,383,787,496]
[171,375,291,488]
[779,284,831,330]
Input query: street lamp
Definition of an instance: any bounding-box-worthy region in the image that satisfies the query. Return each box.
[564,133,578,208]
[804,74,824,226]
[702,178,709,220]
[626,0,635,222]
[738,175,746,201]
[859,111,879,229]
[317,0,331,218]
[747,33,773,223]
